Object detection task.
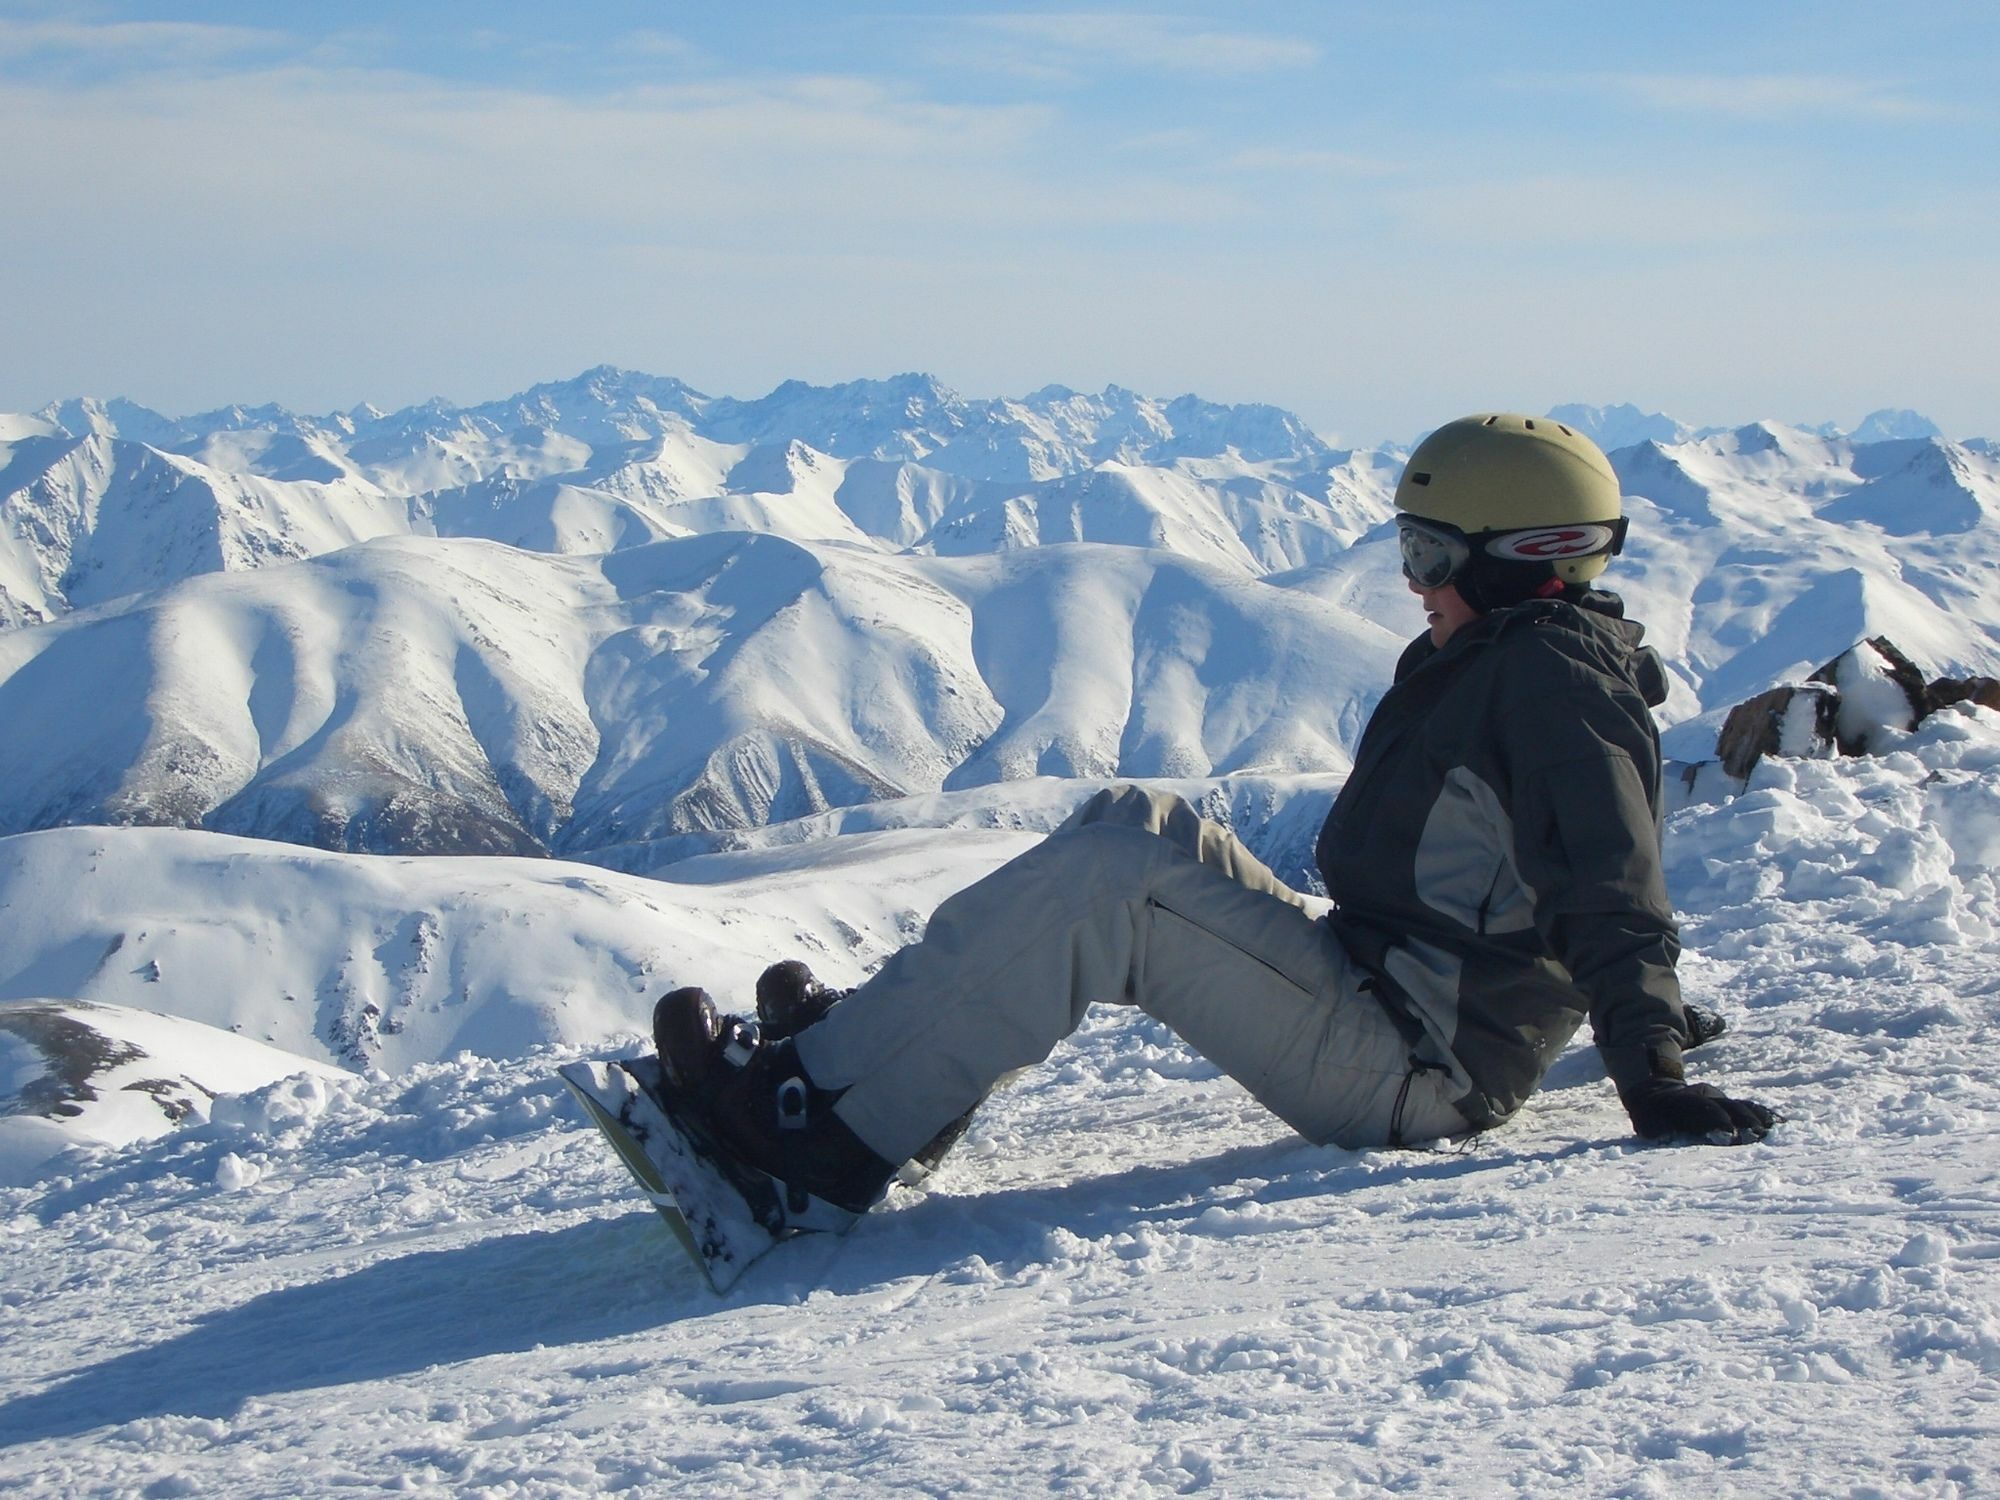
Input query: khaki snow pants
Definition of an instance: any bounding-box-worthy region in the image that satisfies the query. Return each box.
[795,785,1470,1164]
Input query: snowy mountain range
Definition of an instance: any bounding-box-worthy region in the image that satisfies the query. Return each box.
[3,370,1995,864]
[1546,400,1948,453]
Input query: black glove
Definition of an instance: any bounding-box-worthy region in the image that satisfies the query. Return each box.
[1622,1079,1777,1145]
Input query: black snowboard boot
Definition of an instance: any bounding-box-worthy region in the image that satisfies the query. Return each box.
[754,960,849,1041]
[651,986,896,1215]
[749,962,982,1177]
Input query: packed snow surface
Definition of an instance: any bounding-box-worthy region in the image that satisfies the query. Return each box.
[5,712,2000,1493]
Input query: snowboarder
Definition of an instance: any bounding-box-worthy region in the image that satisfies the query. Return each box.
[651,413,1777,1217]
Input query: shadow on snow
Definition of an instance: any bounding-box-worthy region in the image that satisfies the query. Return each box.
[0,1213,686,1448]
[0,1128,1612,1449]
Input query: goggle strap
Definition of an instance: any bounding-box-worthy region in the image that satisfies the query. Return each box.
[1471,519,1627,562]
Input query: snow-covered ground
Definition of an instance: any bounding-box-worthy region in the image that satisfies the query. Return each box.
[5,711,1999,1494]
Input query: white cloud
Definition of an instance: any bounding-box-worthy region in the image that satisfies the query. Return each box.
[0,17,277,64]
[1384,171,1807,251]
[0,52,1221,280]
[616,29,699,62]
[1594,71,1955,122]
[1108,126,1209,154]
[961,12,1318,80]
[1223,147,1397,177]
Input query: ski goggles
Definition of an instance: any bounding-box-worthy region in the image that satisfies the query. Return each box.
[1396,515,1628,588]
[1395,516,1473,588]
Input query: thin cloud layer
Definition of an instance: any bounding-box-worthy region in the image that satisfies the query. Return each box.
[960,12,1319,80]
[1595,71,1954,122]
[0,16,278,69]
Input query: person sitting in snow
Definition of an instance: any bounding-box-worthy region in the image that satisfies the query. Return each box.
[650,413,1777,1217]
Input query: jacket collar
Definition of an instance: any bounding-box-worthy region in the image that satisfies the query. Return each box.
[1397,589,1668,707]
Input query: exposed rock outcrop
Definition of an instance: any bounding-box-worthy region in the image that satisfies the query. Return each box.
[1712,637,1998,783]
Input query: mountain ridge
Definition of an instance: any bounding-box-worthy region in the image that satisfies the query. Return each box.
[4,370,1997,859]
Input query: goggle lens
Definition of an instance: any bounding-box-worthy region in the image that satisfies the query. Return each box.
[1397,519,1469,588]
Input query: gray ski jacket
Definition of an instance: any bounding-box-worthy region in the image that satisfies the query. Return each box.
[1316,591,1688,1130]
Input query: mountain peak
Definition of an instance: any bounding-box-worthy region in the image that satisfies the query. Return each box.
[180,401,302,432]
[1851,408,1943,444]
[35,396,185,446]
[1546,402,1689,452]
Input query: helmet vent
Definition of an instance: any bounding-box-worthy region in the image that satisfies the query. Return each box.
[1409,471,1431,486]
[1524,419,1536,430]
[1557,423,1574,437]
[1482,416,1499,426]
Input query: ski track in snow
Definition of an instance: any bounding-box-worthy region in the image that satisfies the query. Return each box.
[4,718,2000,1494]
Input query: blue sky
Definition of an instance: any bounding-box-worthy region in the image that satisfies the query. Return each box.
[2,2,1994,443]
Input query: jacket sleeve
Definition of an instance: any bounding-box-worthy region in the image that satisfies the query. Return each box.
[1505,659,1687,1095]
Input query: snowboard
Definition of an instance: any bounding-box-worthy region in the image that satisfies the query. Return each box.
[558,1055,859,1292]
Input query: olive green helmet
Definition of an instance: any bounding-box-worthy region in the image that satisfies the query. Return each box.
[1395,413,1625,586]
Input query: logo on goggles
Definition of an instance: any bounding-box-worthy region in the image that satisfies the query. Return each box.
[1485,525,1617,562]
